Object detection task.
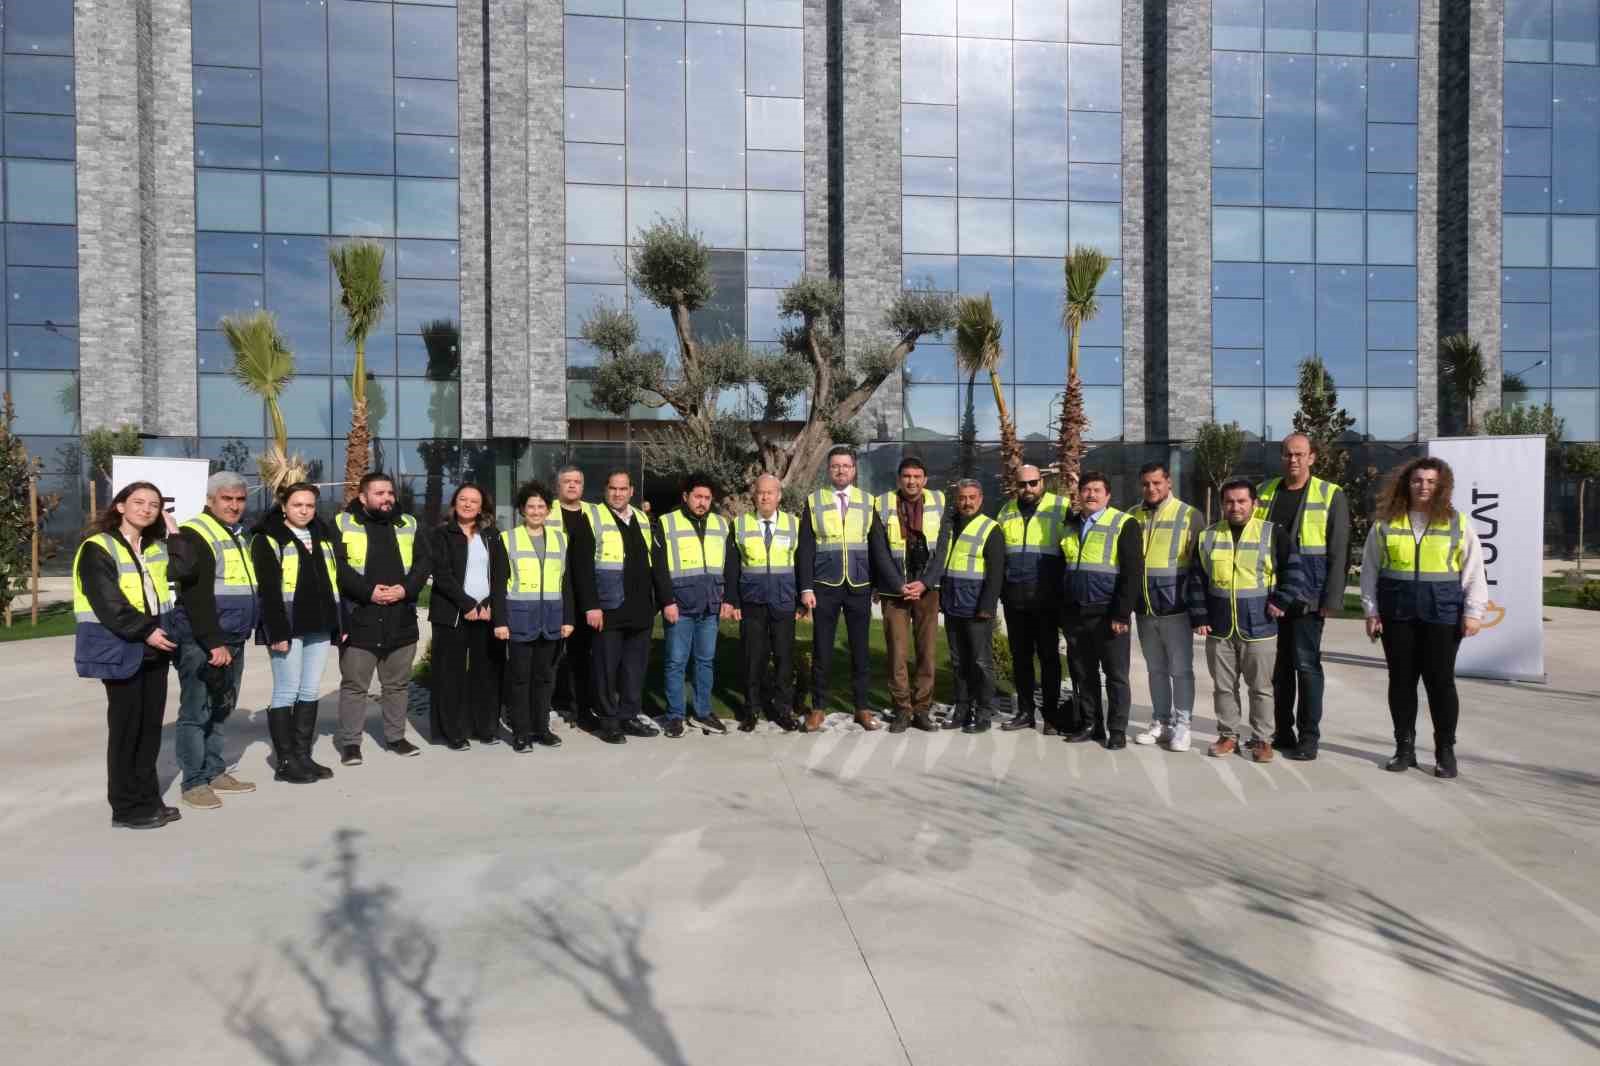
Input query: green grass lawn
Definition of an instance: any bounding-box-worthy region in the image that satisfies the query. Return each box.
[0,600,74,642]
[1542,575,1600,609]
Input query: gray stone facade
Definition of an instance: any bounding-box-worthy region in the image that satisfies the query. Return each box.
[1119,0,1148,444]
[458,1,488,439]
[524,3,568,440]
[1162,0,1212,441]
[1416,0,1442,439]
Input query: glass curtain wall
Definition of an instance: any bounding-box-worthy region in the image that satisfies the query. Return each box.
[562,0,808,423]
[2,1,79,450]
[899,0,1124,445]
[1211,0,1420,442]
[1503,0,1600,440]
[191,0,462,484]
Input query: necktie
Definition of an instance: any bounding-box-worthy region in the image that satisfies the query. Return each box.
[836,490,848,527]
[763,519,773,551]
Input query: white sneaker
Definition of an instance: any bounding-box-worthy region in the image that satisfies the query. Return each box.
[1166,725,1192,752]
[1134,719,1165,745]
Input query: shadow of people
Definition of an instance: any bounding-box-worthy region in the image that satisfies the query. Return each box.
[226,828,482,1065]
[513,893,689,1066]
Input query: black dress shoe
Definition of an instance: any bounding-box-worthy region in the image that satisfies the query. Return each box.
[1064,725,1098,743]
[1434,744,1457,779]
[1272,734,1298,752]
[1283,745,1318,761]
[962,716,991,734]
[664,719,686,739]
[112,812,166,830]
[622,717,659,738]
[447,738,471,751]
[695,714,728,734]
[512,737,533,753]
[738,717,758,733]
[910,713,937,732]
[159,805,182,824]
[1041,722,1059,736]
[1105,731,1127,750]
[887,715,909,734]
[1385,744,1418,772]
[942,709,969,731]
[477,735,501,746]
[1000,713,1036,732]
[772,714,799,732]
[340,745,363,766]
[535,732,563,748]
[598,727,627,745]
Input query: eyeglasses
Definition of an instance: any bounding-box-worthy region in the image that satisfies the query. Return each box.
[1020,478,1042,487]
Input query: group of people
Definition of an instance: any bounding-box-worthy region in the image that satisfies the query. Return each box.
[73,436,1487,831]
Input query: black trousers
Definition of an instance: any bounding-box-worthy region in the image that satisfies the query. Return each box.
[592,624,651,728]
[811,583,872,711]
[105,657,169,820]
[1061,612,1132,735]
[1272,609,1327,748]
[430,620,504,743]
[554,621,594,720]
[946,616,996,721]
[1004,603,1061,724]
[1379,619,1462,746]
[506,639,561,739]
[740,602,796,720]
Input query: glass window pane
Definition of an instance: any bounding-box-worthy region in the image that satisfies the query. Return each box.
[1266,0,1316,52]
[1315,265,1365,385]
[748,250,804,288]
[1213,117,1262,168]
[9,324,78,369]
[959,199,1013,256]
[904,384,958,441]
[398,240,460,280]
[747,27,802,97]
[903,253,958,291]
[687,23,744,188]
[1367,266,1417,300]
[747,1,803,27]
[199,272,264,329]
[627,19,686,186]
[1078,295,1121,347]
[1215,0,1264,50]
[1265,386,1299,438]
[627,187,685,240]
[399,280,460,332]
[1368,349,1417,386]
[1069,110,1120,162]
[1016,0,1068,42]
[200,375,265,437]
[1214,168,1264,206]
[903,105,957,157]
[1367,123,1417,173]
[7,0,76,56]
[1213,206,1262,260]
[397,380,459,438]
[330,0,395,172]
[331,176,395,236]
[265,236,332,371]
[904,197,957,254]
[1555,0,1600,64]
[566,87,624,143]
[1316,210,1364,263]
[688,0,744,20]
[1067,44,1120,112]
[1552,216,1599,267]
[397,135,460,178]
[1506,0,1554,62]
[1214,51,1264,118]
[1014,201,1068,257]
[1504,215,1550,267]
[1554,66,1600,213]
[197,170,262,232]
[1506,62,1554,127]
[566,16,624,88]
[1502,267,1551,302]
[1503,301,1552,350]
[197,124,262,169]
[566,141,626,184]
[6,160,74,224]
[748,191,804,249]
[1070,163,1121,202]
[396,5,457,79]
[1264,208,1313,261]
[566,184,626,244]
[1367,212,1416,265]
[1369,0,1419,57]
[198,233,263,274]
[1069,0,1121,45]
[1368,300,1416,349]
[1214,387,1263,437]
[960,39,1014,199]
[905,156,958,197]
[1215,261,1264,298]
[1214,299,1264,347]
[7,224,73,268]
[6,114,74,160]
[9,370,78,433]
[263,0,330,172]
[748,150,803,190]
[334,376,397,438]
[1368,173,1418,210]
[747,96,804,152]
[265,174,329,234]
[903,35,957,106]
[193,66,261,126]
[1084,386,1123,439]
[1214,348,1264,386]
[1368,389,1417,439]
[566,244,627,283]
[688,189,746,248]
[1264,264,1314,383]
[396,78,457,137]
[903,0,956,35]
[1368,59,1419,124]
[278,376,333,437]
[397,179,459,240]
[1069,202,1119,258]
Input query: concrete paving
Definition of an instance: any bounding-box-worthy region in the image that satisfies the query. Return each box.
[3,612,1598,1066]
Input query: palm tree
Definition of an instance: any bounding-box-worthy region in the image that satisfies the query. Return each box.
[1439,332,1488,434]
[221,310,306,496]
[955,293,1022,496]
[330,240,390,503]
[1058,246,1110,494]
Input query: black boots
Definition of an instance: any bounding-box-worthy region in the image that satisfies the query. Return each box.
[293,700,334,779]
[1435,743,1458,779]
[268,707,317,784]
[1385,734,1419,773]
[1001,708,1036,732]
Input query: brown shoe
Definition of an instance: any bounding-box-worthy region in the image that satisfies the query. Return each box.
[211,772,256,794]
[1251,739,1275,763]
[181,785,222,810]
[1208,737,1237,758]
[854,709,882,731]
[802,709,826,733]
[910,712,937,732]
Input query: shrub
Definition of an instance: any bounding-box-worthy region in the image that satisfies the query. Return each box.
[1575,582,1600,611]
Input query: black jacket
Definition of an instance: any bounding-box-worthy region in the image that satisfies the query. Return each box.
[1060,512,1145,623]
[78,533,165,661]
[249,508,343,645]
[795,503,898,594]
[426,521,509,629]
[950,512,1007,619]
[569,505,670,627]
[334,500,432,652]
[169,507,256,650]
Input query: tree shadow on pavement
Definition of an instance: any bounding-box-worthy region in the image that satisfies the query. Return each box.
[512,891,689,1066]
[791,765,1600,1061]
[225,828,481,1066]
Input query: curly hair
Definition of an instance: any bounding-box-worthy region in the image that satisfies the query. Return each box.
[1376,457,1456,526]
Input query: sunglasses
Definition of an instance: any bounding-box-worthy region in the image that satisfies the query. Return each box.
[1020,478,1042,487]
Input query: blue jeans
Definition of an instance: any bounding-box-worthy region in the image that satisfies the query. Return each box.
[663,613,719,720]
[175,638,246,791]
[269,636,332,706]
[1273,610,1326,748]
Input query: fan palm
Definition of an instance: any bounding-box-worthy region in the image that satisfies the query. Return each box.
[955,293,1022,495]
[1439,332,1488,434]
[330,240,390,503]
[221,310,306,495]
[1058,246,1110,495]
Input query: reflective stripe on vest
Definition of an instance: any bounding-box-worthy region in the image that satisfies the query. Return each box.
[875,489,944,573]
[1376,512,1466,625]
[73,534,173,680]
[1140,495,1199,614]
[1197,517,1279,641]
[256,530,338,638]
[1254,475,1339,599]
[735,510,798,611]
[503,525,568,639]
[942,514,997,618]
[997,492,1070,586]
[808,486,872,587]
[661,509,728,616]
[175,511,258,641]
[583,502,651,610]
[1061,507,1130,607]
[335,512,418,574]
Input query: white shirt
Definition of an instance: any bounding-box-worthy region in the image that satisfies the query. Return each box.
[463,530,491,602]
[1360,511,1490,620]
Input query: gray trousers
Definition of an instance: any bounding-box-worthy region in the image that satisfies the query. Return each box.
[1136,612,1196,728]
[337,642,417,746]
[1206,634,1274,741]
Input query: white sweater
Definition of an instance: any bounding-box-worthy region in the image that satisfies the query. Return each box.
[1359,511,1489,621]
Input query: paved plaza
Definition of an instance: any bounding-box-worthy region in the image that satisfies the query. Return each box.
[3,612,1598,1066]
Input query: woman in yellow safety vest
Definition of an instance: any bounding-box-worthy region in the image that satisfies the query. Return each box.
[72,481,179,830]
[1361,457,1489,779]
[501,481,576,752]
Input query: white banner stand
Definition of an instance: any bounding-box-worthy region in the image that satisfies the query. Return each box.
[1426,435,1547,683]
[111,455,213,529]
